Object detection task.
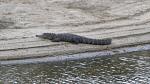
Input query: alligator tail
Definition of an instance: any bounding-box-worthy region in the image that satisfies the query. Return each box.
[85,38,112,45]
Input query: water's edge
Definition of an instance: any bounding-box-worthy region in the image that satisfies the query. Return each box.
[0,44,150,65]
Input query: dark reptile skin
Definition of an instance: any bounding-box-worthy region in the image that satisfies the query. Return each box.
[36,33,112,45]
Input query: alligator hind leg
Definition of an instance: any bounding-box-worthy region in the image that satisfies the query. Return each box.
[72,39,80,44]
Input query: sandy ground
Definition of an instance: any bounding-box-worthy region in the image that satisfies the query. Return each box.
[0,0,150,60]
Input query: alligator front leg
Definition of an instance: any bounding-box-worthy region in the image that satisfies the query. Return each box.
[51,38,61,42]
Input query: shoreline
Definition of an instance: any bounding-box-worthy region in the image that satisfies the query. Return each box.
[1,44,150,65]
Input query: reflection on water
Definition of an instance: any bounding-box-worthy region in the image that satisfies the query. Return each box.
[0,50,150,84]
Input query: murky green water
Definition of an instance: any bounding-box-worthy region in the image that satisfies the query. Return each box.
[0,50,150,84]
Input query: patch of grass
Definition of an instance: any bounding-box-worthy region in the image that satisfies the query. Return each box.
[0,80,3,84]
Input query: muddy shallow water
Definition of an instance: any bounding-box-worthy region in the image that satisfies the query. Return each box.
[0,50,150,84]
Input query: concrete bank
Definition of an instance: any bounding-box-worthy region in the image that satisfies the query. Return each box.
[0,0,150,61]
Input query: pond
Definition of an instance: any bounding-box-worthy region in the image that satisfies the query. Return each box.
[0,50,150,84]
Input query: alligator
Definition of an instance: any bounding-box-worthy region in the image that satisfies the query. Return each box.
[36,33,112,45]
